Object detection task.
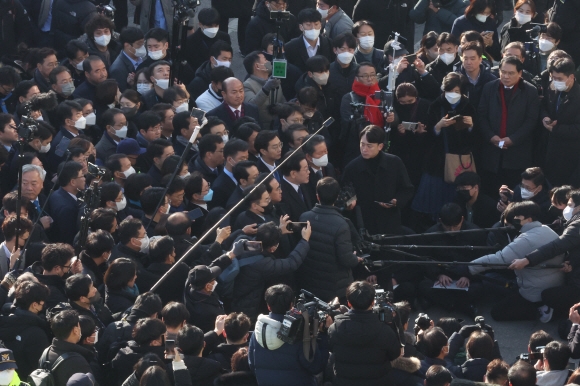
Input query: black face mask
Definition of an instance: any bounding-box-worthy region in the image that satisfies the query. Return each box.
[511,218,522,231]
[457,189,472,203]
[261,202,274,215]
[122,106,138,118]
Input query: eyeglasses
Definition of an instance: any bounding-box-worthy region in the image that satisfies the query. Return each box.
[149,126,162,132]
[357,74,378,80]
[269,143,283,150]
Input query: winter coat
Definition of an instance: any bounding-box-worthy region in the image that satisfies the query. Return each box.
[51,0,96,54]
[231,239,309,321]
[328,309,402,386]
[454,63,497,110]
[146,262,189,305]
[469,221,564,302]
[111,340,166,385]
[478,78,540,173]
[388,356,424,386]
[187,61,213,101]
[184,27,231,73]
[248,313,329,386]
[297,205,358,302]
[79,33,123,68]
[43,338,97,386]
[243,1,300,55]
[243,75,286,130]
[323,8,353,40]
[450,15,501,60]
[214,371,258,386]
[109,242,160,292]
[410,0,468,35]
[34,273,68,312]
[105,287,138,315]
[207,342,248,371]
[425,54,462,85]
[0,0,33,58]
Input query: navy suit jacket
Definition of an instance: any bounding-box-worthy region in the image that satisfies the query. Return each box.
[110,52,138,92]
[210,171,237,209]
[47,188,80,244]
[72,81,96,101]
[188,156,223,185]
[47,127,83,172]
[207,102,260,131]
[280,178,312,222]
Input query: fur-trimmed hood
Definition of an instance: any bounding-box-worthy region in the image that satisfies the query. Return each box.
[391,356,421,373]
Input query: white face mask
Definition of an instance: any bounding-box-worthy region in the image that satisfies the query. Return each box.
[148,50,165,60]
[74,116,87,129]
[213,57,231,68]
[210,281,218,292]
[475,13,488,22]
[445,92,461,104]
[203,27,219,38]
[553,80,568,92]
[175,102,189,113]
[312,72,329,85]
[155,78,169,90]
[107,102,116,109]
[35,115,44,121]
[539,39,555,52]
[116,196,127,211]
[317,7,328,18]
[222,134,229,144]
[134,45,147,58]
[40,143,51,153]
[337,52,354,65]
[95,34,111,46]
[0,369,15,385]
[122,166,136,178]
[85,112,96,126]
[304,28,321,41]
[116,125,128,139]
[564,205,575,221]
[139,236,150,253]
[440,52,456,65]
[93,330,99,345]
[312,153,328,167]
[358,36,374,50]
[520,187,536,199]
[180,172,190,179]
[76,61,84,71]
[137,83,153,95]
[514,11,532,25]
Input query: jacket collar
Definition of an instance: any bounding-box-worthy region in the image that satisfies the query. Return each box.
[521,221,542,232]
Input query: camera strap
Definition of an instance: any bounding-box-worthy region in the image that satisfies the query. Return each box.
[301,310,319,362]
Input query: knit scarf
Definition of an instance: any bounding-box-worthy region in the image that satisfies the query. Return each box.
[498,81,519,138]
[352,79,384,127]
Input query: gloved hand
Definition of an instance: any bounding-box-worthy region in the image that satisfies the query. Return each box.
[231,239,247,257]
[263,77,281,94]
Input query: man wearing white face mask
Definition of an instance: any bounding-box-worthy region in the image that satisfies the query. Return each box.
[425,32,461,84]
[185,8,232,72]
[80,14,122,68]
[142,61,171,110]
[96,109,128,163]
[187,40,234,101]
[538,23,562,72]
[243,51,286,130]
[329,33,358,109]
[317,0,353,40]
[284,9,335,73]
[110,27,146,92]
[541,58,580,187]
[48,101,86,169]
[353,21,386,71]
[302,134,337,205]
[211,139,249,209]
[106,154,136,188]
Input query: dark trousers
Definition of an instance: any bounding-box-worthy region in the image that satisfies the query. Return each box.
[219,16,250,52]
[480,168,525,198]
[490,291,539,321]
[542,284,580,317]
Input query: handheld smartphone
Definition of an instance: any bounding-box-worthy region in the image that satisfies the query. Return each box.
[500,189,513,201]
[375,200,395,207]
[165,339,176,359]
[187,208,204,221]
[402,122,418,132]
[244,240,263,252]
[404,53,417,63]
[449,115,462,121]
[286,222,308,232]
[190,107,206,122]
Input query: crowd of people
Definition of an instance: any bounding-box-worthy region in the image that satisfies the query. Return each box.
[0,0,577,383]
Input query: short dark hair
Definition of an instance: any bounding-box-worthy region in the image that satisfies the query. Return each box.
[176,324,204,356]
[466,331,494,360]
[439,203,464,226]
[297,8,322,23]
[89,208,117,233]
[99,182,122,207]
[346,281,375,310]
[141,187,166,216]
[209,40,233,58]
[442,72,463,92]
[510,201,541,222]
[423,327,449,358]
[120,26,144,45]
[210,66,235,84]
[85,229,115,258]
[394,301,412,325]
[306,55,330,73]
[83,55,105,74]
[198,134,223,159]
[461,41,483,57]
[317,177,340,205]
[133,318,167,346]
[359,125,385,143]
[2,191,29,215]
[436,32,460,47]
[426,365,452,386]
[65,274,93,301]
[352,20,374,36]
[254,130,279,155]
[85,13,115,37]
[134,292,163,316]
[145,27,169,43]
[233,161,257,184]
[105,153,128,174]
[499,56,524,72]
[529,330,553,352]
[465,0,495,16]
[396,83,418,99]
[332,32,357,49]
[236,122,261,143]
[58,161,83,187]
[0,66,20,87]
[200,117,227,136]
[543,341,570,370]
[149,235,174,263]
[65,40,89,60]
[545,22,563,41]
[51,310,79,340]
[124,173,153,202]
[297,87,319,108]
[301,135,325,156]
[2,215,32,241]
[104,258,137,291]
[508,360,536,386]
[255,222,281,249]
[198,7,220,25]
[146,138,172,162]
[279,151,306,177]
[13,80,37,100]
[521,167,545,187]
[184,171,204,198]
[454,171,480,187]
[486,359,510,385]
[138,111,163,132]
[42,243,74,271]
[550,57,576,76]
[161,302,190,329]
[224,312,251,342]
[243,51,264,75]
[548,185,571,206]
[56,100,82,127]
[567,189,580,207]
[224,138,248,160]
[14,281,50,310]
[264,284,293,314]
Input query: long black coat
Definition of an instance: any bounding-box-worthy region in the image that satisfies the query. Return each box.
[185,28,231,73]
[352,0,414,50]
[284,35,336,73]
[478,78,540,173]
[52,0,96,54]
[243,1,300,55]
[328,310,401,386]
[298,205,358,302]
[341,152,414,234]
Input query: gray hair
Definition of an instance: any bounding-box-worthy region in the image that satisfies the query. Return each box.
[22,164,45,181]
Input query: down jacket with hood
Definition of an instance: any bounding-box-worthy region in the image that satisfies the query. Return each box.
[248,313,329,386]
[469,221,564,302]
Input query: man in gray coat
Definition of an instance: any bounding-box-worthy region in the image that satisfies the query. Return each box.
[318,0,353,41]
[469,201,564,322]
[243,51,285,130]
[298,177,360,302]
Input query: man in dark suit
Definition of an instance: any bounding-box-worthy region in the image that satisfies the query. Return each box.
[109,27,145,92]
[207,77,260,130]
[184,172,211,238]
[233,184,273,231]
[284,8,336,73]
[47,100,86,172]
[302,134,336,206]
[146,139,175,187]
[226,161,259,224]
[188,134,225,186]
[47,162,84,245]
[142,61,171,110]
[211,139,248,209]
[280,151,312,221]
[254,130,283,182]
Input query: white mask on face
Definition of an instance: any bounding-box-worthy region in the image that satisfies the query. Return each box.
[317,7,328,18]
[213,57,231,68]
[116,125,128,139]
[85,112,96,126]
[553,80,568,91]
[210,281,218,292]
[0,369,15,384]
[312,153,328,167]
[222,134,229,144]
[40,143,51,153]
[74,116,87,129]
[563,205,575,221]
[337,51,355,65]
[134,45,147,58]
[35,115,44,121]
[304,28,321,41]
[95,34,111,46]
[107,102,116,109]
[312,72,329,85]
[76,61,84,71]
[155,78,170,90]
[180,172,190,179]
[514,11,532,25]
[440,52,456,65]
[475,13,488,22]
[175,102,189,113]
[116,196,127,211]
[203,27,219,38]
[358,36,375,50]
[137,83,153,95]
[393,57,403,66]
[520,187,536,199]
[148,50,165,60]
[539,39,555,52]
[445,91,461,104]
[139,235,150,253]
[122,166,136,178]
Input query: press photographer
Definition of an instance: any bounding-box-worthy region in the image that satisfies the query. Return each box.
[328,281,402,386]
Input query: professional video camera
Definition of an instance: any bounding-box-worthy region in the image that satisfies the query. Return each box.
[335,184,356,210]
[173,0,200,22]
[278,290,340,344]
[413,312,431,335]
[517,347,544,363]
[96,3,116,20]
[373,286,405,346]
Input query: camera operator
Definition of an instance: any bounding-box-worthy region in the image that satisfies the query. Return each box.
[249,284,330,386]
[535,341,571,386]
[328,281,401,386]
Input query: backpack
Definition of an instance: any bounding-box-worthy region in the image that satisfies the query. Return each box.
[216,254,264,298]
[27,347,83,386]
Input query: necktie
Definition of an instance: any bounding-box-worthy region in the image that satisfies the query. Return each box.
[33,200,41,214]
[298,187,305,202]
[234,110,240,120]
[316,170,323,179]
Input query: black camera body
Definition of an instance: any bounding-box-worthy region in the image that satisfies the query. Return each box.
[414,313,431,335]
[373,286,405,346]
[96,3,116,20]
[335,184,356,210]
[517,351,542,363]
[270,10,291,20]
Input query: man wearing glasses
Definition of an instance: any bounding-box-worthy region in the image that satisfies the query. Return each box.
[33,48,59,93]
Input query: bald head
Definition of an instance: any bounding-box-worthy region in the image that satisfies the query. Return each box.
[166,212,191,236]
[222,77,245,109]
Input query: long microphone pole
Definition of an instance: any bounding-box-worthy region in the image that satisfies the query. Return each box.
[365,226,515,241]
[364,260,563,269]
[149,117,335,292]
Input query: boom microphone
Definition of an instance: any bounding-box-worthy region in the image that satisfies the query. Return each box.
[26,92,58,112]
